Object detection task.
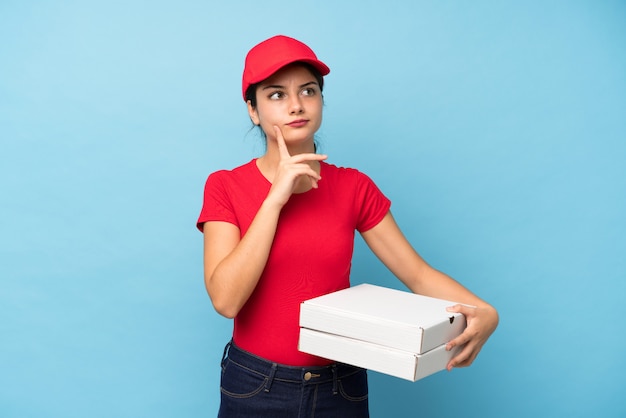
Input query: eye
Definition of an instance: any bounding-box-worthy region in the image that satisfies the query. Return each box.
[301,87,317,97]
[268,91,284,100]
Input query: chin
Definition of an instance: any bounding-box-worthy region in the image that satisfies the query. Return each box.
[284,131,316,144]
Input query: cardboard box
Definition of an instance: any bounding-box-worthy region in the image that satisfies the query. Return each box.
[299,284,466,354]
[299,328,461,382]
[298,284,468,381]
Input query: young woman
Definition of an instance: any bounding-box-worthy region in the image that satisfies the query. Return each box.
[197,35,499,418]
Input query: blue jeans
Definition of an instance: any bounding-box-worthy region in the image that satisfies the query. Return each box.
[218,341,369,418]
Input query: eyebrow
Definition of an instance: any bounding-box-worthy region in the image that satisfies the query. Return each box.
[262,81,319,91]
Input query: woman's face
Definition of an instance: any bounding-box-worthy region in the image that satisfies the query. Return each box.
[248,64,323,147]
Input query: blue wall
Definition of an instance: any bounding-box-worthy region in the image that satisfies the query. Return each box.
[1,1,624,417]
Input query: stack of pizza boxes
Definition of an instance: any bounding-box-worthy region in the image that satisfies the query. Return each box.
[298,284,467,381]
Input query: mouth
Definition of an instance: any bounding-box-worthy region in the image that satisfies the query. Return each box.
[286,119,309,128]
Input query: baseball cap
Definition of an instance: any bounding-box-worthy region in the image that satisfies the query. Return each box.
[242,35,330,101]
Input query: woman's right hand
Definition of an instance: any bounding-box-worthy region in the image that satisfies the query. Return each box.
[265,125,327,207]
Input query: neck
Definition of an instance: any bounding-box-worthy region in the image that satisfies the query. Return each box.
[263,138,316,164]
[256,143,321,191]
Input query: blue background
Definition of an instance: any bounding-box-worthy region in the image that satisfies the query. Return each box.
[2,1,625,417]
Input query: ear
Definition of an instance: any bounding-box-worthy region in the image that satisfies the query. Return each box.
[247,100,260,126]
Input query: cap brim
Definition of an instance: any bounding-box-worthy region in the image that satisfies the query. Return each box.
[249,57,329,86]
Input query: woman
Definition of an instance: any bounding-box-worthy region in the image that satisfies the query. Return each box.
[197,35,499,417]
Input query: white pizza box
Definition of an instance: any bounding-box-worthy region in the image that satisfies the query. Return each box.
[299,284,467,354]
[298,327,462,381]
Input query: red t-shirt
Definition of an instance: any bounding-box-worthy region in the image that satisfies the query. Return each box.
[197,159,391,366]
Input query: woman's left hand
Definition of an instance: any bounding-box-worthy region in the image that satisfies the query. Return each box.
[444,304,499,371]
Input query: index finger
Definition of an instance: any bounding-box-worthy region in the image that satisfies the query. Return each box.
[273,125,290,159]
[446,303,477,316]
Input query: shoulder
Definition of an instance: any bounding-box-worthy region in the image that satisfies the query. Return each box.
[322,161,365,178]
[206,159,257,184]
[321,161,379,185]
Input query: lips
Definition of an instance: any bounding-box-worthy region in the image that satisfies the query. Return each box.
[287,119,308,128]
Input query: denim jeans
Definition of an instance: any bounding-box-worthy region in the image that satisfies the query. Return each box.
[218,341,369,418]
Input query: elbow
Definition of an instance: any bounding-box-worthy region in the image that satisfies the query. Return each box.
[211,298,239,319]
[205,282,241,319]
[204,271,246,319]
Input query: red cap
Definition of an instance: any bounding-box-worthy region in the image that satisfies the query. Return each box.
[242,35,330,101]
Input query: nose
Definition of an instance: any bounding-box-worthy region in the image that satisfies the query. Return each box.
[289,95,304,115]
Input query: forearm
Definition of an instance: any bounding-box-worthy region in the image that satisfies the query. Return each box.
[403,265,492,309]
[362,212,495,310]
[205,199,282,318]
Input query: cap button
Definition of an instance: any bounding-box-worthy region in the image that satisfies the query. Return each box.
[304,371,312,381]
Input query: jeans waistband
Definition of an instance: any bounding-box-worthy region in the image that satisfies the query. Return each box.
[222,340,363,393]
